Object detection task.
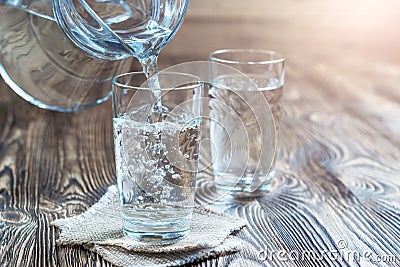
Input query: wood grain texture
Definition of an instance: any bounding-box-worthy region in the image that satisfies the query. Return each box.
[1,0,400,266]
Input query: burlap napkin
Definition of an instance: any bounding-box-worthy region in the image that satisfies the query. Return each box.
[52,185,246,267]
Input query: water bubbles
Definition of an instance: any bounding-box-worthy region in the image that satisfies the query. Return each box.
[152,175,164,183]
[113,112,200,219]
[153,143,164,155]
[172,174,181,179]
[154,168,166,178]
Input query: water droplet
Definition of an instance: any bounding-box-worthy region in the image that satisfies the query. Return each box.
[172,174,181,179]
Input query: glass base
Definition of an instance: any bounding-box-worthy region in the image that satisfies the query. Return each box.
[215,170,274,198]
[122,216,191,243]
[123,228,189,244]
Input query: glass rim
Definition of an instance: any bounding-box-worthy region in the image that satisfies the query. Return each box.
[209,49,285,65]
[112,71,202,91]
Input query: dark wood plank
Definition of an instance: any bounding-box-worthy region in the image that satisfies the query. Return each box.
[0,77,115,266]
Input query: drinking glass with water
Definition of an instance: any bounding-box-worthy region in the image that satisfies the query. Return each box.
[112,72,203,242]
[209,49,285,197]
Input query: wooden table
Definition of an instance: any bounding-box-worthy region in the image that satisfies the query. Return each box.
[1,0,399,266]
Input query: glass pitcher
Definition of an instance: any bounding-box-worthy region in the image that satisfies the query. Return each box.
[0,0,189,112]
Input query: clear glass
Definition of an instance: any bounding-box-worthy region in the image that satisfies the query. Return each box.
[0,0,190,111]
[112,72,203,242]
[52,0,190,61]
[157,62,274,201]
[0,1,132,112]
[209,49,285,197]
